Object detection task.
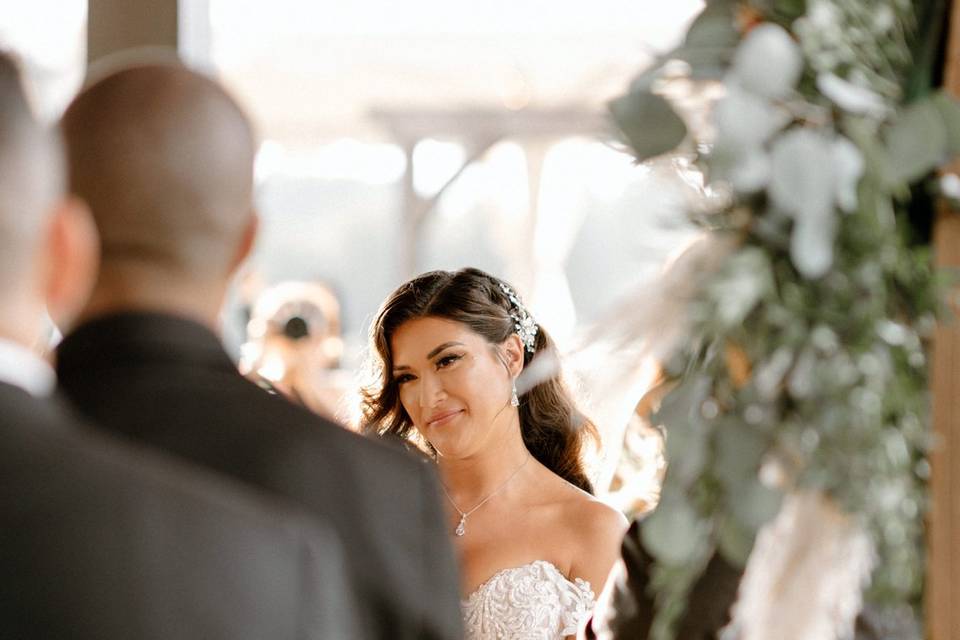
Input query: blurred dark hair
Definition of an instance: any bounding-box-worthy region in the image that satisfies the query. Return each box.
[361,267,597,493]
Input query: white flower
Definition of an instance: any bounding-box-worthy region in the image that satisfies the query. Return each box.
[831,136,864,213]
[940,173,960,199]
[769,129,838,278]
[808,0,842,31]
[731,24,804,99]
[729,148,772,193]
[714,84,789,154]
[769,129,836,217]
[791,213,837,280]
[872,6,895,33]
[816,72,889,117]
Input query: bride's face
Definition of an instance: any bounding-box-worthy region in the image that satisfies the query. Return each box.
[390,316,519,458]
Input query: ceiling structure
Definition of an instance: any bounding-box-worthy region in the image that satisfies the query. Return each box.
[206,0,705,145]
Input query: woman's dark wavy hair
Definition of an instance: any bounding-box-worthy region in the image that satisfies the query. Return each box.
[360,267,598,494]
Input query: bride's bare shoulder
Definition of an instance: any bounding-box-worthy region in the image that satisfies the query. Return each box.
[564,491,628,545]
[536,470,628,536]
[548,483,628,588]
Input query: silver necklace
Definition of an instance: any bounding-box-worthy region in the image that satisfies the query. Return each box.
[440,455,531,537]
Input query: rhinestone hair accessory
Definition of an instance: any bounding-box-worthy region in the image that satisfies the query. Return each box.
[498,282,538,353]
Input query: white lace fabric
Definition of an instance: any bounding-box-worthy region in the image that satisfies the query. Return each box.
[462,560,596,640]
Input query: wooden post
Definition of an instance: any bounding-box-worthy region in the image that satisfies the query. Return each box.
[86,0,178,65]
[928,3,960,638]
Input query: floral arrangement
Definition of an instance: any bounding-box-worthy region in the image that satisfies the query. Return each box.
[609,0,955,637]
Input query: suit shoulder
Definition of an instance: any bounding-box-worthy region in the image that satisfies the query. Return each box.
[250,380,429,474]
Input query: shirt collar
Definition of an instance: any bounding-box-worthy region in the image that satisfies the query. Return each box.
[0,337,56,397]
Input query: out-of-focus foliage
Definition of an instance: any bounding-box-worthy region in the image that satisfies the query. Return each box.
[609,0,955,637]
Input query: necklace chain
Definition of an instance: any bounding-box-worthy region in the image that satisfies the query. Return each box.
[439,455,530,537]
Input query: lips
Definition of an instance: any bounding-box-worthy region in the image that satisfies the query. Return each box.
[426,409,463,428]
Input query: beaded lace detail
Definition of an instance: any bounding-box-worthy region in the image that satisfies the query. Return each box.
[462,560,595,640]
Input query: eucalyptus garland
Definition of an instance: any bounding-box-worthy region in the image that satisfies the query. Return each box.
[609,0,955,637]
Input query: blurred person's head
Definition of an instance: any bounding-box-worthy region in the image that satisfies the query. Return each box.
[240,280,346,420]
[242,280,344,378]
[61,58,258,327]
[0,51,98,348]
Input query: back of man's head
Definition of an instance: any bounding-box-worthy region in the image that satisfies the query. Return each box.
[0,52,65,294]
[0,51,97,343]
[61,61,257,296]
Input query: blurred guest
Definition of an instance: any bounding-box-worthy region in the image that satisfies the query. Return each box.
[55,58,462,640]
[240,280,351,421]
[583,526,742,640]
[0,50,356,639]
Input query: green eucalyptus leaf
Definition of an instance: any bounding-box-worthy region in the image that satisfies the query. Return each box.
[883,97,948,187]
[686,3,739,45]
[672,0,739,78]
[608,91,688,163]
[683,0,739,50]
[629,64,663,94]
[654,376,711,486]
[641,489,711,566]
[771,0,807,21]
[652,375,710,430]
[931,90,960,157]
[707,247,774,328]
[714,419,770,495]
[664,423,708,488]
[716,515,755,568]
[730,479,783,533]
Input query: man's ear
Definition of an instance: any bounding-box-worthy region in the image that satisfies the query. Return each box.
[228,211,259,276]
[43,196,99,332]
[502,333,525,378]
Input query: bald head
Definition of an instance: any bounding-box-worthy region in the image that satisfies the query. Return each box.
[0,52,64,291]
[62,62,256,283]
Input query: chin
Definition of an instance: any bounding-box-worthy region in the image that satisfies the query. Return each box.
[428,433,474,461]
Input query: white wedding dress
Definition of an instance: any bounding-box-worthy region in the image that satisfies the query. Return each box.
[462,560,596,640]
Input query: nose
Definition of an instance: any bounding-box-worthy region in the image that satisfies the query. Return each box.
[418,371,445,408]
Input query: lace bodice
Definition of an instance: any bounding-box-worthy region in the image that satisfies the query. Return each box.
[462,560,596,640]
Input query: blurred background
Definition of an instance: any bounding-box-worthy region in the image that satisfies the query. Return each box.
[1,0,711,510]
[7,3,960,636]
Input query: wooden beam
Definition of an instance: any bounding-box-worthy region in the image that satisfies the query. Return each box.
[928,3,960,638]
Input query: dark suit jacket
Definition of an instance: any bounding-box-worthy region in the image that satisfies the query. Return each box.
[0,381,356,639]
[584,519,742,640]
[57,311,463,640]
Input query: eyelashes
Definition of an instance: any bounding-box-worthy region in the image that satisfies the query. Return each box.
[393,352,464,385]
[436,353,462,368]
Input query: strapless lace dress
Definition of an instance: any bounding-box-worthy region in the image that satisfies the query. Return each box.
[462,560,596,640]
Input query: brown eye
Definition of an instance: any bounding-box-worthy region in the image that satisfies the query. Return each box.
[436,354,462,369]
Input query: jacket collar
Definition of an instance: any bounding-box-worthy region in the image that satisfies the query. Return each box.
[0,336,55,397]
[56,310,236,376]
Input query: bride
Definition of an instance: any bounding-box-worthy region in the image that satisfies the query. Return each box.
[362,267,627,639]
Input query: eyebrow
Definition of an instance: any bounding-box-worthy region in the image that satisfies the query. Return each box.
[393,341,465,371]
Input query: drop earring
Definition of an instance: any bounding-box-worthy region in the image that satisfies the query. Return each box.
[511,381,520,407]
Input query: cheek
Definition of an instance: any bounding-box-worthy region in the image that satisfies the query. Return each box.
[450,366,502,411]
[397,385,418,420]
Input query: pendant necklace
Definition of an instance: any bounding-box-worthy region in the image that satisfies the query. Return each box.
[440,455,531,537]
